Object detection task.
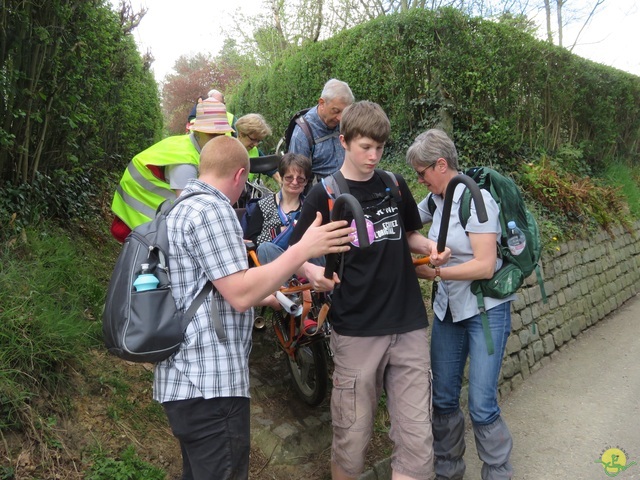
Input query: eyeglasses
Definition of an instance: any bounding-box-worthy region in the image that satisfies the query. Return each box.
[283,175,308,184]
[416,162,437,180]
[245,133,261,144]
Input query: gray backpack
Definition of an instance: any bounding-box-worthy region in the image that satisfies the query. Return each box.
[102,192,224,363]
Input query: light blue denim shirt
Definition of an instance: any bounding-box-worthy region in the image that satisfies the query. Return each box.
[289,106,344,178]
[417,183,515,322]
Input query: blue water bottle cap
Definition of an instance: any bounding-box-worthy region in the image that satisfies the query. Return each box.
[134,264,159,292]
[507,221,516,229]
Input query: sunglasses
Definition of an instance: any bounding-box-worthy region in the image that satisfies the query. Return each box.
[283,175,308,184]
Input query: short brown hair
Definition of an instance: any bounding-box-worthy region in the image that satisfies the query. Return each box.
[278,153,312,180]
[340,101,390,145]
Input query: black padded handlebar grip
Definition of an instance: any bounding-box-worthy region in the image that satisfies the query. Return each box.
[324,193,370,279]
[437,174,488,253]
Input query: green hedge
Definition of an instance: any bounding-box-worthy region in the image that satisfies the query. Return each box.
[230,8,640,173]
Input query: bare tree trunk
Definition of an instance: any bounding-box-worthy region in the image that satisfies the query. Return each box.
[544,0,553,43]
[270,0,289,50]
[312,0,324,42]
[556,0,563,47]
[118,0,147,34]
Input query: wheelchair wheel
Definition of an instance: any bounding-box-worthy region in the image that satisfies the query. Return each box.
[286,339,328,407]
[272,309,329,406]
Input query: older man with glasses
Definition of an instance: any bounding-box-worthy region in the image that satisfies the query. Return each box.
[289,78,355,184]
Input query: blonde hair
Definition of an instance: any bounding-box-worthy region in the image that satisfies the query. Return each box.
[200,136,249,178]
[235,113,272,140]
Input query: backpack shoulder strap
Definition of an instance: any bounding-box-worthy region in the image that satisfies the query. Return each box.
[426,193,436,216]
[294,115,314,152]
[321,171,350,212]
[157,190,205,216]
[332,170,350,197]
[163,191,223,340]
[458,167,486,229]
[315,131,340,144]
[374,169,401,204]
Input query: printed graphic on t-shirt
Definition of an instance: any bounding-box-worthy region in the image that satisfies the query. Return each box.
[349,218,375,247]
[366,203,402,243]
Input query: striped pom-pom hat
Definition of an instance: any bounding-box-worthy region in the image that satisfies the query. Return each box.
[189,98,234,134]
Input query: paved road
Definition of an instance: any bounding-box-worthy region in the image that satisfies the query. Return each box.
[462,293,640,480]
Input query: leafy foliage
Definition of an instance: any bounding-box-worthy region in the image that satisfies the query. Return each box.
[0,226,105,431]
[517,157,633,239]
[87,445,166,480]
[0,0,162,233]
[161,41,249,135]
[604,161,640,218]
[231,8,640,176]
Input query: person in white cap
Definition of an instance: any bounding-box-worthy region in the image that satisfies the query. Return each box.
[110,98,234,242]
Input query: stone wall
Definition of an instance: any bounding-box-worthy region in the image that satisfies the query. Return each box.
[361,222,640,480]
[497,220,640,400]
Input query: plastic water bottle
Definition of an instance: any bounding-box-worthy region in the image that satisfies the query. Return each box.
[507,221,526,256]
[133,263,159,291]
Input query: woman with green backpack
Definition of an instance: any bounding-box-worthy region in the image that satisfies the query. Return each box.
[407,129,515,480]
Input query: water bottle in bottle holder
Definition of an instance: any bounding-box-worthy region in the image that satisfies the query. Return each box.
[133,263,160,292]
[507,221,527,256]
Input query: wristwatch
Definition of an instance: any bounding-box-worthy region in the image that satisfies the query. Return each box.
[434,266,441,282]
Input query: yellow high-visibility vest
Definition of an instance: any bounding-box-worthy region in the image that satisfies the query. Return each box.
[112,134,200,230]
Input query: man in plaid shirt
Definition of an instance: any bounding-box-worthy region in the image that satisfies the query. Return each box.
[153,135,354,480]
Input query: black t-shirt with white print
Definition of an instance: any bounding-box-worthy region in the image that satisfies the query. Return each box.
[289,172,428,337]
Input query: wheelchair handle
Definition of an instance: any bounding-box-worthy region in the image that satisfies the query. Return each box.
[437,174,488,253]
[324,193,370,279]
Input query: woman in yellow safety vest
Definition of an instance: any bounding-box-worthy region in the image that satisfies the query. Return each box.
[110,99,234,243]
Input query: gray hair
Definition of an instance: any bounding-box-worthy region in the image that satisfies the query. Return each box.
[208,89,224,103]
[320,78,355,104]
[406,128,459,170]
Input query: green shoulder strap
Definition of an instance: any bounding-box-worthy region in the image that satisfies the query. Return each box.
[472,286,495,356]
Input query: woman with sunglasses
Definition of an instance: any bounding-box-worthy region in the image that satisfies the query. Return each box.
[244,153,312,265]
[235,113,281,183]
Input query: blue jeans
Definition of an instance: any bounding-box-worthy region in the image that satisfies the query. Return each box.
[257,241,326,267]
[431,302,511,426]
[257,242,285,265]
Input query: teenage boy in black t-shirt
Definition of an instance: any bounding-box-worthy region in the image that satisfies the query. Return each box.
[289,101,449,480]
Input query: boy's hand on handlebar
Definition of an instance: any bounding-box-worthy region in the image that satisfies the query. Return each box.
[299,212,355,260]
[303,262,339,292]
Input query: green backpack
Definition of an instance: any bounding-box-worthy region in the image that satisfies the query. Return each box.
[427,166,547,354]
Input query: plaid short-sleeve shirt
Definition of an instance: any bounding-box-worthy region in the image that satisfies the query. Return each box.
[153,179,253,403]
